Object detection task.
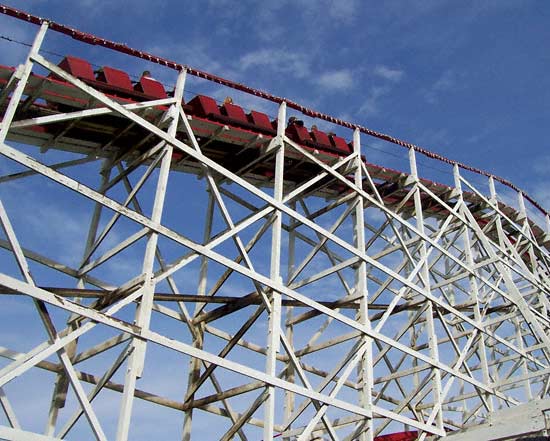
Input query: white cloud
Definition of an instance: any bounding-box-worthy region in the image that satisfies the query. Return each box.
[356,66,404,116]
[465,123,496,145]
[325,0,360,22]
[256,0,360,24]
[414,127,452,150]
[533,185,550,209]
[148,42,223,77]
[373,65,404,82]
[468,0,522,18]
[533,156,550,175]
[432,69,456,91]
[424,69,457,103]
[2,189,90,268]
[238,49,311,79]
[358,85,391,117]
[315,69,354,91]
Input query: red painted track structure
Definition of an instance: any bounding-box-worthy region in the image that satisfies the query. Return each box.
[1,6,550,441]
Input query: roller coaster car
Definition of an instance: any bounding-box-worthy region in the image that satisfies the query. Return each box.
[287,122,352,156]
[330,133,352,154]
[56,55,95,82]
[221,102,279,135]
[286,121,313,145]
[133,76,167,99]
[313,128,353,155]
[189,95,279,137]
[247,110,276,135]
[220,102,247,124]
[55,56,168,103]
[41,56,354,161]
[95,66,134,95]
[188,94,221,118]
[310,127,332,149]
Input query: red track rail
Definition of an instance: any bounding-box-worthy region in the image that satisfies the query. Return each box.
[0,3,547,218]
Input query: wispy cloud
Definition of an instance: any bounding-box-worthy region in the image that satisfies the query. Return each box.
[356,65,405,117]
[315,69,354,92]
[358,85,391,117]
[258,0,360,23]
[238,49,311,79]
[465,123,497,145]
[532,185,550,213]
[467,0,523,18]
[532,156,550,175]
[414,127,452,150]
[433,70,456,91]
[373,65,404,82]
[424,69,457,103]
[531,159,550,209]
[324,0,360,22]
[148,42,224,77]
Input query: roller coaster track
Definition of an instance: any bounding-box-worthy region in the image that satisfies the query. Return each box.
[0,5,550,441]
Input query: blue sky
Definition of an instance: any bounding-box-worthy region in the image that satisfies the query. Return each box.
[0,1,549,439]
